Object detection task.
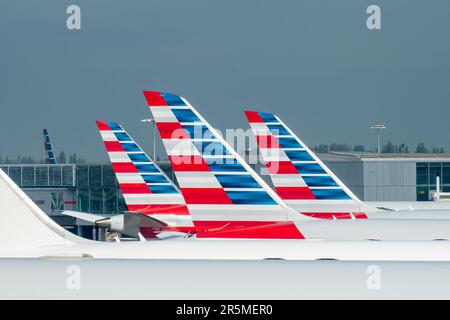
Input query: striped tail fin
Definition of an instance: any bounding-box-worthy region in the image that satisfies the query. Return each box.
[245,111,368,220]
[96,120,194,231]
[143,91,305,239]
[43,129,57,164]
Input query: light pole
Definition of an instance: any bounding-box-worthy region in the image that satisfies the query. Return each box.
[141,119,156,161]
[370,124,386,155]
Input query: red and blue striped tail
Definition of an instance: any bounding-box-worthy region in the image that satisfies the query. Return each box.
[143,91,305,239]
[96,120,194,231]
[245,111,367,220]
[43,129,57,165]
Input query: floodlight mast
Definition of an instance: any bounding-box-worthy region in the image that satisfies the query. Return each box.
[370,124,386,155]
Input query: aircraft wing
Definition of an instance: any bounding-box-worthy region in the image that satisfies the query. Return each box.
[61,210,107,223]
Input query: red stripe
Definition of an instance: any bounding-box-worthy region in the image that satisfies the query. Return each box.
[156,122,188,139]
[169,155,211,172]
[112,162,138,173]
[181,188,232,204]
[143,91,168,106]
[244,111,265,123]
[119,183,151,194]
[64,201,76,205]
[275,186,316,200]
[194,221,304,239]
[256,135,280,149]
[104,141,124,152]
[266,161,298,174]
[301,212,368,220]
[128,204,191,215]
[96,120,111,131]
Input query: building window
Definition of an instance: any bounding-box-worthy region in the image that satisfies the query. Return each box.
[103,188,117,213]
[49,166,62,186]
[443,163,450,186]
[89,165,102,187]
[102,165,117,187]
[22,167,35,187]
[51,192,64,213]
[9,167,21,186]
[416,163,428,186]
[416,186,429,201]
[89,188,103,213]
[36,166,49,186]
[77,188,89,212]
[62,166,74,186]
[429,163,441,187]
[76,165,88,187]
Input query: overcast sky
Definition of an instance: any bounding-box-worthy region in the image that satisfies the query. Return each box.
[1,0,449,162]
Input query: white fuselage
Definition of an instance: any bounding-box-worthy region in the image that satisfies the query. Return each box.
[3,238,450,261]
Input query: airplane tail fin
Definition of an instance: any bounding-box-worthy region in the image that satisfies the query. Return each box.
[0,169,86,255]
[43,129,57,164]
[96,121,193,227]
[143,91,306,238]
[245,111,367,219]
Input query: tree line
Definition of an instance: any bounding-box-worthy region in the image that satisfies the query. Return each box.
[313,142,445,154]
[0,151,86,164]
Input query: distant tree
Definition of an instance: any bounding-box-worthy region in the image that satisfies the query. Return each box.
[416,142,428,153]
[382,141,395,153]
[431,147,445,154]
[353,145,365,152]
[57,151,66,164]
[329,143,351,152]
[316,144,329,153]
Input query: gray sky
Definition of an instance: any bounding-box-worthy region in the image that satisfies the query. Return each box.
[1,0,449,162]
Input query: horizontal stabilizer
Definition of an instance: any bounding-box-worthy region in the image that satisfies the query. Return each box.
[61,211,107,224]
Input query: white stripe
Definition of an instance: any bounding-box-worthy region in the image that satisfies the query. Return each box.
[123,194,185,205]
[188,204,288,222]
[163,139,200,156]
[150,106,178,122]
[249,123,271,135]
[115,173,145,184]
[176,172,221,188]
[108,152,131,163]
[100,131,117,142]
[259,148,290,162]
[270,174,307,187]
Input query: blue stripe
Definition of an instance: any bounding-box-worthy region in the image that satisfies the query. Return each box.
[172,109,201,123]
[303,176,338,187]
[204,158,246,172]
[114,132,132,142]
[162,92,186,106]
[278,137,303,149]
[182,125,216,139]
[135,164,159,173]
[149,184,178,194]
[294,163,326,174]
[128,153,151,162]
[121,143,141,152]
[226,191,277,205]
[194,142,229,156]
[285,150,313,161]
[311,189,351,200]
[108,122,123,131]
[215,174,260,188]
[258,112,278,123]
[142,174,169,183]
[267,124,290,136]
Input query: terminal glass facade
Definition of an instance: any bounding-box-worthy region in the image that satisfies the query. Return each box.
[416,162,450,201]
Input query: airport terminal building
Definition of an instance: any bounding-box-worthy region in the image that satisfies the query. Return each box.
[2,153,450,238]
